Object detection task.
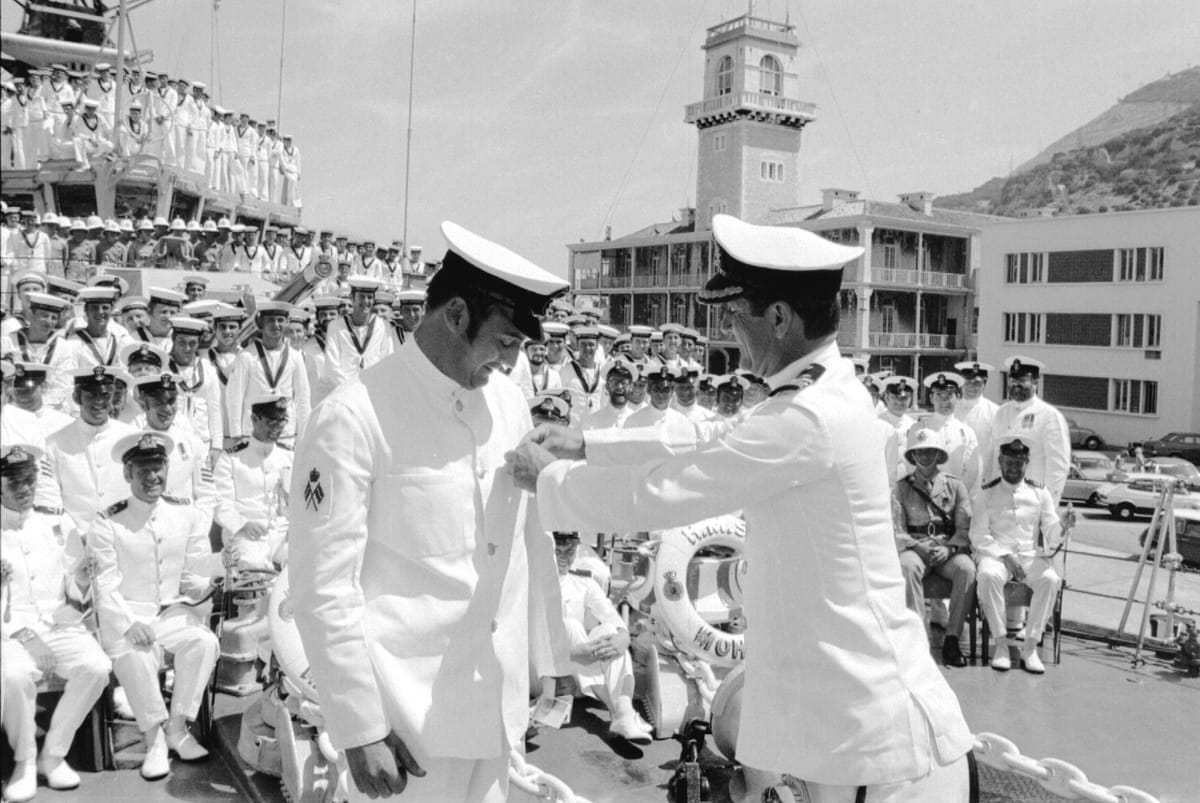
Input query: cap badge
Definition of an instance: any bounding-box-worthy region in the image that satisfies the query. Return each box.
[92,365,106,379]
[6,446,29,463]
[138,434,157,450]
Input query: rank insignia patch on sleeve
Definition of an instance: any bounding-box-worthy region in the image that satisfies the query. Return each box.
[304,468,325,511]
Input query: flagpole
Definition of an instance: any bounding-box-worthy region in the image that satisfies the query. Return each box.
[401,0,417,252]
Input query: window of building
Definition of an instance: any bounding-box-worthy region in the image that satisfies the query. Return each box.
[716,56,733,96]
[1113,379,1159,415]
[882,243,898,269]
[713,133,726,152]
[1118,247,1165,282]
[760,161,785,182]
[759,55,782,96]
[1115,313,1162,348]
[1003,312,1043,344]
[879,301,896,333]
[1046,249,1114,283]
[972,307,979,335]
[1041,374,1109,411]
[1005,252,1046,284]
[1044,313,1111,346]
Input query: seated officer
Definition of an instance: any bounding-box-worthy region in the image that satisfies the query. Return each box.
[212,394,293,570]
[131,372,216,526]
[529,390,572,427]
[88,430,219,780]
[969,432,1071,674]
[1,443,112,801]
[546,531,651,744]
[891,428,975,668]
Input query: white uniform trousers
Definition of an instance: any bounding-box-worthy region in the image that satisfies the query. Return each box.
[976,555,1061,643]
[1,625,111,762]
[344,752,509,803]
[741,751,970,802]
[232,156,251,194]
[256,159,270,199]
[557,621,633,706]
[23,121,48,165]
[173,125,189,168]
[188,129,207,175]
[105,605,218,732]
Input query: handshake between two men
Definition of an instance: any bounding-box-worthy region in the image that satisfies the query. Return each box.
[505,424,587,493]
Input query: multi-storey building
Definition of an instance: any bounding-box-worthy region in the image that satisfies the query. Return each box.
[566,6,998,377]
[976,206,1200,445]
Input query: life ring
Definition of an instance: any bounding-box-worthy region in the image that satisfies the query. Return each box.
[267,568,320,704]
[652,515,746,667]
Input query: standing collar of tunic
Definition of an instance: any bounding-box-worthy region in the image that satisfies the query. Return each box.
[1,505,32,529]
[763,338,842,390]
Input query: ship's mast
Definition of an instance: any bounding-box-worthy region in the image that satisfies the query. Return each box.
[114,0,127,133]
[401,0,417,251]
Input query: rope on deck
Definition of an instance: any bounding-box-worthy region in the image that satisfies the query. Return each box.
[509,749,594,803]
[973,732,1161,803]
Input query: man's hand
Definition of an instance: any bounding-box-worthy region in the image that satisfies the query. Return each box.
[236,522,269,541]
[206,447,223,471]
[522,424,586,461]
[22,633,57,673]
[504,441,556,494]
[345,732,425,798]
[1002,554,1026,583]
[125,621,156,648]
[73,553,97,594]
[927,544,951,567]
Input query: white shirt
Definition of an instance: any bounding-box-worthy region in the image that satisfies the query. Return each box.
[581,403,633,432]
[535,341,972,784]
[287,340,567,758]
[37,416,136,532]
[986,395,1071,503]
[212,437,292,560]
[0,505,87,639]
[225,340,311,441]
[955,394,999,462]
[320,314,395,388]
[969,477,1062,560]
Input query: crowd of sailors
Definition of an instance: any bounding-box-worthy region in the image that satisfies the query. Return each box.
[1,227,1074,800]
[1,62,302,206]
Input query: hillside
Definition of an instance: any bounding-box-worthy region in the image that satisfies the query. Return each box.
[1013,67,1200,174]
[939,102,1200,216]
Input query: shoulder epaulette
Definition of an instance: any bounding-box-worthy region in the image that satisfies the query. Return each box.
[33,505,64,516]
[1024,478,1043,488]
[161,494,191,505]
[982,478,1001,489]
[226,441,248,454]
[276,442,292,451]
[104,499,128,517]
[569,569,592,578]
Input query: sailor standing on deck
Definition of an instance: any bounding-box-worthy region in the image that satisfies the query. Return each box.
[226,301,310,447]
[953,361,999,460]
[508,214,974,801]
[207,305,244,444]
[878,375,918,485]
[289,220,570,802]
[168,316,224,461]
[557,324,603,417]
[984,356,1071,504]
[320,277,394,388]
[921,371,981,494]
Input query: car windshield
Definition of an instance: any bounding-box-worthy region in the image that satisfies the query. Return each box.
[1077,457,1110,469]
[1149,462,1200,480]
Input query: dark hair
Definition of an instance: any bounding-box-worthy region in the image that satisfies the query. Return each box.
[743,291,839,339]
[425,271,507,340]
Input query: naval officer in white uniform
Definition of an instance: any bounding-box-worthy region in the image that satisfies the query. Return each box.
[508,214,974,802]
[288,221,570,802]
[984,355,1071,504]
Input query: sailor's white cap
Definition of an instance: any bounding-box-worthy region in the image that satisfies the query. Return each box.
[396,289,426,305]
[628,324,654,338]
[147,287,186,306]
[572,325,599,340]
[1004,355,1045,378]
[169,316,209,335]
[24,292,71,312]
[77,286,119,304]
[182,275,209,288]
[955,361,995,377]
[529,391,571,422]
[210,303,246,321]
[923,371,965,391]
[115,295,148,313]
[312,296,342,310]
[347,277,381,293]
[437,220,568,339]
[700,214,864,304]
[112,429,175,464]
[254,300,293,316]
[540,321,569,339]
[659,322,684,335]
[597,324,620,339]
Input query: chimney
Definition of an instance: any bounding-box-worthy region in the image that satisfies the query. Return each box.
[678,207,695,228]
[604,225,612,241]
[899,191,934,216]
[821,188,861,211]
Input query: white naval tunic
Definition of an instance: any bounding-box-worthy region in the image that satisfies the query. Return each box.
[319,314,395,388]
[225,341,311,442]
[212,438,292,563]
[985,395,1071,503]
[536,341,973,786]
[287,341,567,758]
[37,417,136,531]
[954,395,999,466]
[581,403,633,432]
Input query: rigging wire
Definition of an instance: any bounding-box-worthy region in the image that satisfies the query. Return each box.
[599,0,711,239]
[791,2,875,197]
[212,0,225,103]
[275,0,286,128]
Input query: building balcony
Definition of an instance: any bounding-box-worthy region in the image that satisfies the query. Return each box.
[670,272,706,288]
[868,332,961,350]
[684,91,817,128]
[633,274,669,289]
[575,276,599,291]
[601,275,631,289]
[867,267,968,290]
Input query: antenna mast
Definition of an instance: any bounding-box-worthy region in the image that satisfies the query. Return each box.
[401,0,418,252]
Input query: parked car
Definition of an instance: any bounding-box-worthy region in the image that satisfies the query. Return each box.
[1065,417,1105,450]
[1062,465,1110,506]
[1138,508,1200,567]
[1071,450,1116,479]
[1141,432,1200,466]
[1143,457,1200,491]
[1096,477,1200,520]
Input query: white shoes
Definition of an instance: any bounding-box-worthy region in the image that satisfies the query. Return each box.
[166,726,209,761]
[141,727,171,781]
[1022,645,1046,675]
[38,755,81,790]
[5,760,37,802]
[111,685,135,720]
[990,640,1011,672]
[609,713,654,744]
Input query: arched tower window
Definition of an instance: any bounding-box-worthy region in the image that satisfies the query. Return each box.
[759,55,782,96]
[716,55,733,96]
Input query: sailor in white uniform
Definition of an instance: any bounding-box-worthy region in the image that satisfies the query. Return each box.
[953,361,999,461]
[509,215,973,801]
[580,356,638,432]
[225,301,311,446]
[320,276,395,388]
[88,430,218,781]
[288,221,570,803]
[1,443,112,802]
[878,375,918,485]
[921,371,981,494]
[624,361,687,430]
[984,356,1072,504]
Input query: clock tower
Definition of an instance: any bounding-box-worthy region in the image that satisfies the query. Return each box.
[684,3,816,229]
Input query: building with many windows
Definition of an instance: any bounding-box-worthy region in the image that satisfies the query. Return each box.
[566,7,999,375]
[976,206,1200,446]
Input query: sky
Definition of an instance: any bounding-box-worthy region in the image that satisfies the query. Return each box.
[4,0,1198,276]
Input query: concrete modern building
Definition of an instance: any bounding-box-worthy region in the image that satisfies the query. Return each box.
[566,6,998,376]
[976,206,1200,446]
